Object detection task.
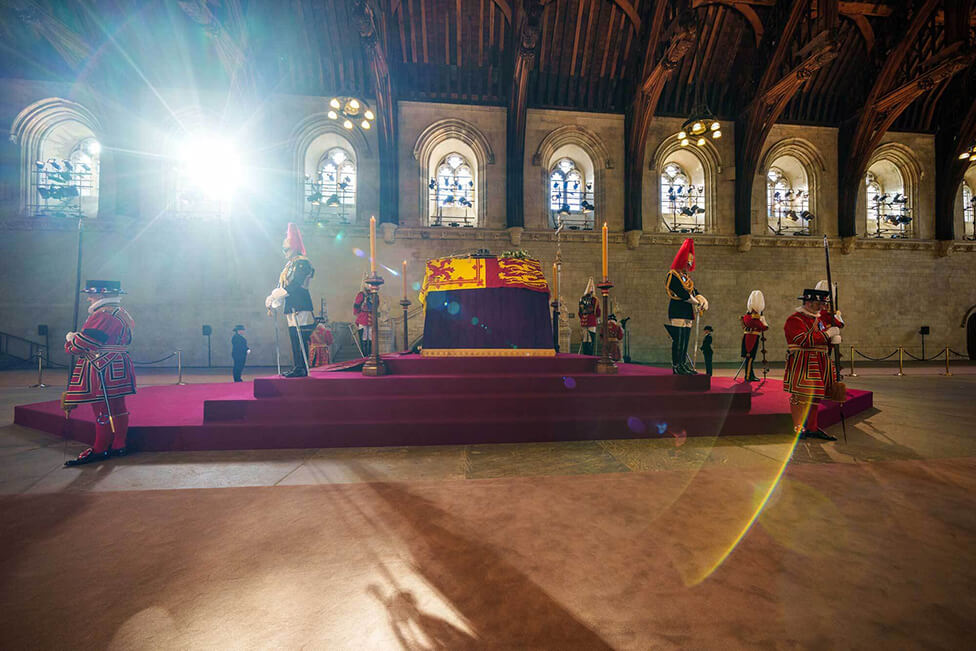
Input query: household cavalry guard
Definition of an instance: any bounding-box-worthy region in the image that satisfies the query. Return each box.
[62,280,137,466]
[784,287,846,440]
[741,290,769,382]
[665,238,708,374]
[267,223,315,377]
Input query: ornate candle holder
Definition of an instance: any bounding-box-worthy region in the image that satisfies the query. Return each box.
[595,280,617,374]
[362,273,387,376]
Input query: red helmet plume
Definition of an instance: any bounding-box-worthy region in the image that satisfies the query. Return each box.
[284,223,306,256]
[670,238,695,271]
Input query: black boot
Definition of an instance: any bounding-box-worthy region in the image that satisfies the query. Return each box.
[745,357,758,381]
[802,429,837,441]
[64,448,111,467]
[678,327,697,375]
[665,325,682,373]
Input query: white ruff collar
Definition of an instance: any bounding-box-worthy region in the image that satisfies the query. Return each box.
[795,306,820,317]
[89,297,121,314]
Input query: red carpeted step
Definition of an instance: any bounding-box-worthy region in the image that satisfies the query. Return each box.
[203,389,751,423]
[130,411,791,451]
[254,372,710,398]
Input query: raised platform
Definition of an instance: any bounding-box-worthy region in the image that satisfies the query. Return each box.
[13,354,872,452]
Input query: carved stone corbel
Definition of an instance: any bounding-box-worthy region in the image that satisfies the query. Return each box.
[507,226,524,247]
[381,222,396,244]
[841,236,857,255]
[624,230,642,250]
[935,240,954,257]
[736,234,752,253]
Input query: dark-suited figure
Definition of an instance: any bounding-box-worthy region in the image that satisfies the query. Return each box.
[700,325,714,376]
[231,325,249,382]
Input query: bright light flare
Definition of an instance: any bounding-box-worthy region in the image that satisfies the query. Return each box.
[86,140,102,155]
[178,136,243,199]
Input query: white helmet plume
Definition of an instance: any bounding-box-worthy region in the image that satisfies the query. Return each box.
[584,277,595,295]
[746,290,765,313]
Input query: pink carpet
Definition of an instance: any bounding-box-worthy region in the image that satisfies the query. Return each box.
[13,354,872,451]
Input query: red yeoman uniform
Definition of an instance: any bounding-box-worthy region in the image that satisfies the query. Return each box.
[63,281,136,465]
[783,287,845,440]
[309,321,334,367]
[783,308,844,399]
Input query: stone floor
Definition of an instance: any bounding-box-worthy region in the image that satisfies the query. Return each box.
[1,363,974,494]
[1,364,974,649]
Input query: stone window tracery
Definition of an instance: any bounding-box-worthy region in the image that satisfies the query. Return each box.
[659,161,704,233]
[549,157,594,230]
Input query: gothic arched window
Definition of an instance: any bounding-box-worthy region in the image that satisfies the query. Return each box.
[310,147,356,222]
[766,166,810,235]
[429,152,476,226]
[660,162,704,232]
[549,157,594,229]
[68,138,100,198]
[964,183,975,240]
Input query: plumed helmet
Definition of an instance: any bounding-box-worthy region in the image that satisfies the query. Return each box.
[670,238,695,271]
[283,223,306,256]
[747,290,765,313]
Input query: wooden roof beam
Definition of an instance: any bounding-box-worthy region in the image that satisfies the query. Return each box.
[734,1,839,237]
[505,0,543,229]
[692,0,765,45]
[935,72,976,243]
[623,9,697,235]
[355,0,399,224]
[837,0,964,239]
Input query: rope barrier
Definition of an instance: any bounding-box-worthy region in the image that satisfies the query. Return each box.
[852,349,899,362]
[26,351,187,388]
[131,352,178,366]
[902,349,948,362]
[949,349,970,359]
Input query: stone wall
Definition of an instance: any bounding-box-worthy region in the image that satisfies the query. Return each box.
[1,81,975,368]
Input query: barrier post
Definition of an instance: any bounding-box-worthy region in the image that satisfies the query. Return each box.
[848,345,858,377]
[29,354,48,388]
[176,350,188,385]
[895,346,905,376]
[941,345,952,377]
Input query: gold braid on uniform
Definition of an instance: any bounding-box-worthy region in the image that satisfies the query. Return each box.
[665,269,694,301]
[279,255,310,287]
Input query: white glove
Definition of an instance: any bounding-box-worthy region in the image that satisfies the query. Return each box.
[833,311,844,326]
[266,287,288,310]
[759,315,768,327]
[696,295,709,311]
[825,326,840,342]
[65,332,76,343]
[830,334,842,345]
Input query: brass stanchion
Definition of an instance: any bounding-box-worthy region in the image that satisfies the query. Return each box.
[595,280,617,374]
[941,345,952,377]
[362,273,387,376]
[29,354,48,388]
[399,299,411,352]
[848,345,858,377]
[895,346,905,376]
[176,349,187,385]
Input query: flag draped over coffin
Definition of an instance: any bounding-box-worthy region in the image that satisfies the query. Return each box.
[419,256,550,306]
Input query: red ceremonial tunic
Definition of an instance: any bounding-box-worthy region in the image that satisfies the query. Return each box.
[353,291,373,327]
[741,312,768,357]
[309,323,334,367]
[602,320,623,361]
[578,295,600,328]
[783,309,834,399]
[64,304,136,405]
